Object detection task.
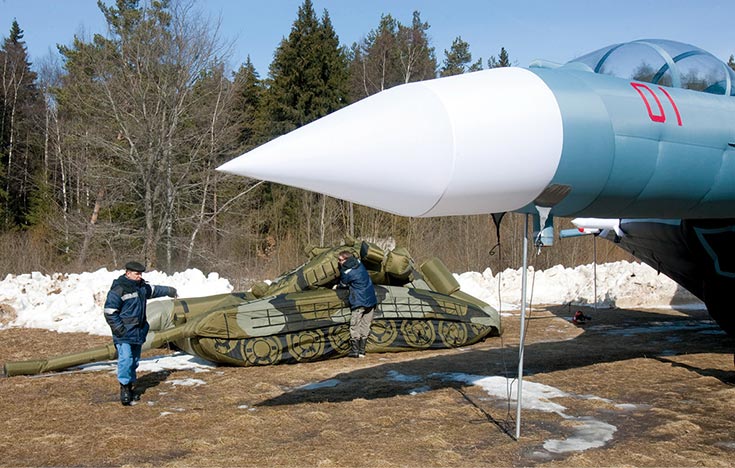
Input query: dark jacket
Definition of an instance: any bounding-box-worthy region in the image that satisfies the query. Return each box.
[339,257,377,310]
[103,275,176,345]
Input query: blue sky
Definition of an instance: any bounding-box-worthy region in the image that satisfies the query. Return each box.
[2,0,734,76]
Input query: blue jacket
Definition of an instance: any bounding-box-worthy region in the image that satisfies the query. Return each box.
[339,257,377,310]
[103,275,176,345]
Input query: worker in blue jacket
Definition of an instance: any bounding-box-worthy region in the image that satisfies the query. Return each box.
[337,251,377,358]
[104,261,177,405]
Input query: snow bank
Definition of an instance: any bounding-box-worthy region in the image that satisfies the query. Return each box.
[0,261,702,336]
[455,260,700,310]
[0,268,232,335]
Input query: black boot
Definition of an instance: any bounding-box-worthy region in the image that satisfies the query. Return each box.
[131,384,141,401]
[348,339,359,358]
[358,338,367,358]
[120,383,133,406]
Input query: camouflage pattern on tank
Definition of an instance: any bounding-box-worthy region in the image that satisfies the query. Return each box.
[3,237,501,376]
[172,285,498,366]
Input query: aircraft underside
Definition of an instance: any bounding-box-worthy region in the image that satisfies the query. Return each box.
[601,218,735,336]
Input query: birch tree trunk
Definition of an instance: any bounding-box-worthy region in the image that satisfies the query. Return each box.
[78,188,104,267]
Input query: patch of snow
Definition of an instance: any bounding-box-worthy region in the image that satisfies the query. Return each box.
[165,378,207,386]
[138,353,215,373]
[544,416,617,453]
[433,372,622,454]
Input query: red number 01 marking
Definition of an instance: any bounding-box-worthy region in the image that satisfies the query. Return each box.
[630,82,683,126]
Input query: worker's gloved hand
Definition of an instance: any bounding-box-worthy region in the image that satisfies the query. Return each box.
[168,287,178,298]
[112,325,125,338]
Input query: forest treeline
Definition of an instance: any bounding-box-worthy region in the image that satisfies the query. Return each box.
[0,0,695,285]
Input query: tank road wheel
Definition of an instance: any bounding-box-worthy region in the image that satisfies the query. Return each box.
[400,320,436,349]
[327,324,351,355]
[241,336,283,365]
[287,330,326,361]
[369,320,399,350]
[438,321,469,347]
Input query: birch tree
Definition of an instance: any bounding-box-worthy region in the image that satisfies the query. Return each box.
[348,11,436,101]
[55,0,235,270]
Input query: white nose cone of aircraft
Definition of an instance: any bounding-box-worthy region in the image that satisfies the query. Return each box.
[217,67,564,217]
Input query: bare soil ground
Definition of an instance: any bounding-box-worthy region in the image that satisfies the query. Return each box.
[1,305,734,467]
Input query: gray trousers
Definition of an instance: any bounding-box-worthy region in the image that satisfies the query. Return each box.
[349,306,375,339]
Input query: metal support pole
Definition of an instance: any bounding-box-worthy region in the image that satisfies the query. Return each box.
[515,213,530,439]
[593,234,598,312]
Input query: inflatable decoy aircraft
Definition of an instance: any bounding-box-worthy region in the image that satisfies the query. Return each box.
[219,39,735,336]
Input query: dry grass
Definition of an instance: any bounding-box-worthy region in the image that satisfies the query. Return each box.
[1,305,733,467]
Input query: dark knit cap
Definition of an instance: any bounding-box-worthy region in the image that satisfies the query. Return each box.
[124,261,146,273]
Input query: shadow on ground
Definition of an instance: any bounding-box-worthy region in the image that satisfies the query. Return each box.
[259,306,735,407]
[134,369,173,398]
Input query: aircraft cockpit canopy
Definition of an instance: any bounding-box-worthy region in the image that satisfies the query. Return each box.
[568,39,735,96]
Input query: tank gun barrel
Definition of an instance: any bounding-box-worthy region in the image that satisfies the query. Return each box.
[3,343,118,377]
[3,314,200,377]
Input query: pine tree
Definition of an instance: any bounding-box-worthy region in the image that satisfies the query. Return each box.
[488,47,511,68]
[468,57,483,72]
[728,54,735,72]
[258,0,350,247]
[262,0,349,138]
[440,36,475,77]
[232,56,265,151]
[0,20,43,229]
